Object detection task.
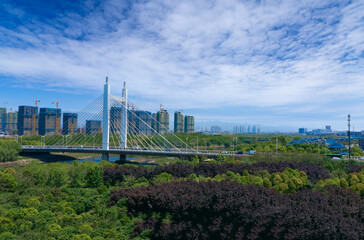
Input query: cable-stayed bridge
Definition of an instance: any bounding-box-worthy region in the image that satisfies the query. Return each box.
[21,78,243,161]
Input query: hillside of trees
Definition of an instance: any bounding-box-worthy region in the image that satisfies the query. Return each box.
[0,158,363,239]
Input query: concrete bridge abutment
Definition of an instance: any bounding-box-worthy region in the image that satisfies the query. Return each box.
[102,153,109,161]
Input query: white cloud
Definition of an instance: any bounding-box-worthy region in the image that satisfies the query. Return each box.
[0,0,363,128]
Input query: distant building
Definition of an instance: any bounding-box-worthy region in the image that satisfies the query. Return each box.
[174,111,184,133]
[18,106,39,136]
[63,113,78,135]
[299,128,308,134]
[0,108,6,133]
[252,126,257,134]
[151,113,157,133]
[210,126,221,133]
[110,107,122,134]
[348,131,363,138]
[155,109,169,134]
[359,138,364,150]
[86,120,101,134]
[233,126,244,134]
[127,110,153,135]
[325,125,332,132]
[184,115,194,133]
[134,110,153,135]
[6,111,18,134]
[39,108,62,136]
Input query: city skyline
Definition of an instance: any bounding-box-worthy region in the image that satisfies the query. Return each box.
[0,0,363,130]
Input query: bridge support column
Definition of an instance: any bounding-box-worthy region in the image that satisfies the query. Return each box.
[102,153,109,161]
[119,154,127,163]
[121,82,128,149]
[102,77,110,151]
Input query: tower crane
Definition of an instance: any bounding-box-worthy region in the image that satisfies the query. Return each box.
[52,101,60,134]
[33,99,40,135]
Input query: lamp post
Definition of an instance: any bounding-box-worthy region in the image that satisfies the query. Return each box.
[93,135,96,148]
[348,114,351,159]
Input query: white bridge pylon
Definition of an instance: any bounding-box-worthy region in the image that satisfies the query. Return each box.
[102,77,127,150]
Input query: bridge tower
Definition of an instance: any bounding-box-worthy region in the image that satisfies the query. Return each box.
[102,77,110,160]
[121,82,128,149]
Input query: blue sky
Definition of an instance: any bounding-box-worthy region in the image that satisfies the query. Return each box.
[0,0,363,132]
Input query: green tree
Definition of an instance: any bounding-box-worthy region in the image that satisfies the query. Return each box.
[86,166,103,187]
[0,171,17,191]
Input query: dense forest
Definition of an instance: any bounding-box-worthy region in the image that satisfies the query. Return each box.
[0,157,363,239]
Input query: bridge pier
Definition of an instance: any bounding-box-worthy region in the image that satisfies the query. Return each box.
[119,154,127,163]
[102,153,109,161]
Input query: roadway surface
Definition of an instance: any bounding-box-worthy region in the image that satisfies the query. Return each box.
[21,146,248,158]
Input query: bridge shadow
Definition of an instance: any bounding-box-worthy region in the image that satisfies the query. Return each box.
[20,152,78,163]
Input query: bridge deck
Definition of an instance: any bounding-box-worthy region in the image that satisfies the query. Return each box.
[21,146,247,158]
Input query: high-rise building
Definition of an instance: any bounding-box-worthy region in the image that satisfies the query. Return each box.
[18,106,39,136]
[299,128,308,134]
[86,120,101,134]
[5,111,18,134]
[184,115,194,133]
[210,126,221,133]
[0,108,6,133]
[156,109,169,134]
[128,109,138,134]
[110,106,122,134]
[128,110,153,135]
[137,110,153,135]
[39,108,62,136]
[325,125,332,132]
[174,111,184,133]
[151,113,157,133]
[252,126,257,134]
[63,113,78,135]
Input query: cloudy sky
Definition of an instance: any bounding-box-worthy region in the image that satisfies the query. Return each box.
[0,0,363,131]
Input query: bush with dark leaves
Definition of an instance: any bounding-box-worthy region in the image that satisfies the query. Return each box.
[104,161,330,185]
[349,164,364,173]
[110,181,364,240]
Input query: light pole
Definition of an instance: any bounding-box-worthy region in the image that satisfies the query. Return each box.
[233,137,237,157]
[346,114,351,173]
[66,135,69,147]
[93,135,96,148]
[276,137,278,155]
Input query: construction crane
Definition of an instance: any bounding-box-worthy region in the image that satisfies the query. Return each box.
[33,99,40,135]
[52,101,60,134]
[52,101,60,108]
